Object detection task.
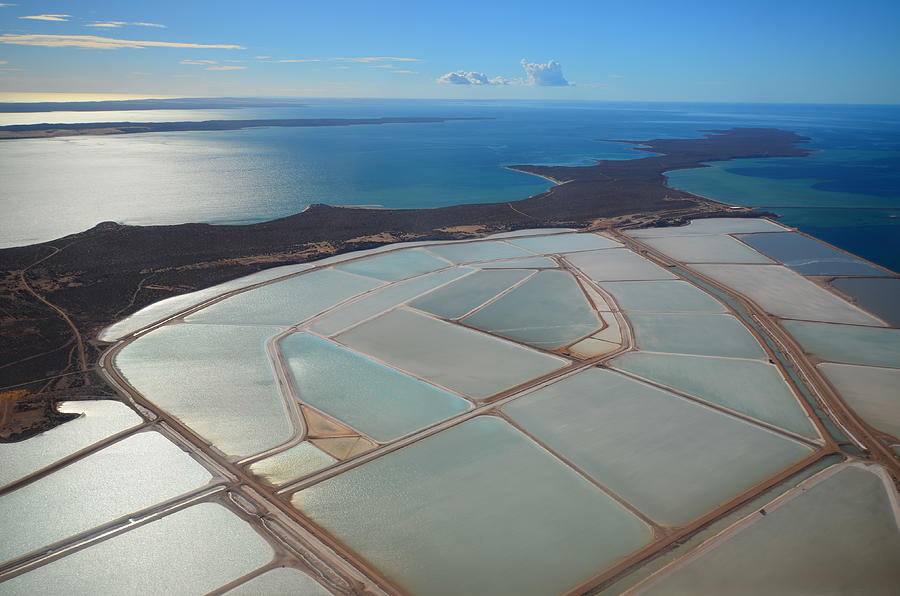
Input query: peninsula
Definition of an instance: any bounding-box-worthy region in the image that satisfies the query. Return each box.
[0,127,809,439]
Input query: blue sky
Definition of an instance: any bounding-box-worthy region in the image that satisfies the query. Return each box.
[1,0,898,103]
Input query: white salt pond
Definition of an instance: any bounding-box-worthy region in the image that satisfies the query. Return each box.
[627,312,767,359]
[334,248,450,281]
[222,566,332,595]
[639,234,774,264]
[599,280,726,313]
[781,320,900,368]
[691,264,884,326]
[335,308,567,399]
[114,323,294,457]
[818,363,900,438]
[626,217,786,237]
[611,352,817,438]
[0,400,142,489]
[506,232,621,254]
[635,464,900,595]
[0,431,211,564]
[291,416,651,596]
[566,248,678,281]
[477,255,558,268]
[504,369,812,526]
[247,441,336,486]
[281,333,470,441]
[425,240,535,264]
[0,503,273,596]
[408,268,533,320]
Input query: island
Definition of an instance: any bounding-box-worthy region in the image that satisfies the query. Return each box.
[0,127,808,439]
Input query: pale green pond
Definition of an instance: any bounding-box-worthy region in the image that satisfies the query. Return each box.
[506,232,621,254]
[818,363,900,439]
[476,256,558,268]
[781,320,900,368]
[335,309,567,399]
[0,431,211,564]
[462,270,601,348]
[115,323,293,457]
[639,234,774,264]
[0,400,142,489]
[691,264,883,326]
[281,333,470,441]
[610,352,817,438]
[334,248,450,281]
[425,240,535,264]
[309,267,472,335]
[599,280,726,312]
[504,368,813,526]
[223,566,332,596]
[247,441,336,486]
[291,416,652,596]
[627,313,767,359]
[185,268,384,326]
[410,269,533,319]
[566,248,678,281]
[638,465,900,595]
[0,503,273,596]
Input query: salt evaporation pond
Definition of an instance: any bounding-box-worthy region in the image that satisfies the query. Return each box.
[115,323,294,457]
[477,255,558,268]
[736,231,886,276]
[0,432,211,564]
[291,416,651,596]
[425,240,534,264]
[638,234,774,264]
[504,368,812,525]
[506,232,621,254]
[334,248,450,281]
[409,269,533,319]
[611,352,817,438]
[0,400,142,489]
[780,320,900,368]
[627,313,766,359]
[335,308,567,399]
[626,217,786,237]
[817,363,900,438]
[0,503,273,596]
[247,441,336,486]
[566,248,677,281]
[281,333,470,441]
[636,465,900,595]
[830,277,900,327]
[223,566,332,596]
[599,280,726,313]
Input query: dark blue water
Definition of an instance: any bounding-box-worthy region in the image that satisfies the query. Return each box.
[1,99,898,271]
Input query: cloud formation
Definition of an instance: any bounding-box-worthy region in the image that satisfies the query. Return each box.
[273,58,321,63]
[436,70,507,85]
[392,69,418,74]
[205,65,246,71]
[20,14,70,21]
[87,21,167,28]
[180,59,218,65]
[0,34,244,50]
[334,56,421,63]
[520,59,570,86]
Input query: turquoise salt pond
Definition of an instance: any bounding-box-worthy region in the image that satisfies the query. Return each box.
[476,256,558,268]
[504,369,812,526]
[636,464,900,595]
[566,248,677,281]
[599,281,726,313]
[736,232,887,276]
[461,270,601,348]
[334,248,450,282]
[0,431,211,564]
[0,503,273,596]
[281,333,470,441]
[610,352,817,438]
[626,313,767,359]
[638,234,774,264]
[818,363,900,439]
[291,416,652,596]
[184,269,383,326]
[115,323,293,457]
[0,400,142,489]
[425,240,535,264]
[506,232,621,254]
[335,308,567,399]
[409,268,533,319]
[781,320,900,368]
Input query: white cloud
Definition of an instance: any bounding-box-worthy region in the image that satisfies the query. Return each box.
[520,59,570,86]
[272,58,320,63]
[436,70,507,85]
[332,65,351,70]
[0,3,17,7]
[0,34,244,50]
[205,65,246,71]
[20,14,71,21]
[392,69,418,74]
[133,22,165,28]
[181,59,218,65]
[334,56,421,63]
[608,74,624,78]
[0,60,6,64]
[255,55,271,59]
[87,21,127,28]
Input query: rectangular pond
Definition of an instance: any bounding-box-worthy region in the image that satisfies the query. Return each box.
[503,368,813,526]
[830,277,900,327]
[334,248,450,282]
[280,333,470,441]
[626,218,787,237]
[0,502,273,596]
[247,441,336,486]
[461,270,601,349]
[506,232,621,254]
[0,431,211,564]
[640,234,774,264]
[736,232,887,276]
[0,400,142,489]
[692,264,884,326]
[425,240,535,264]
[223,566,331,596]
[566,248,678,281]
[781,320,900,368]
[476,255,558,268]
[115,323,294,457]
[818,363,900,439]
[410,268,533,320]
[626,312,767,359]
[610,352,817,438]
[599,280,726,313]
[335,309,568,400]
[185,269,384,326]
[291,416,652,596]
[636,465,900,595]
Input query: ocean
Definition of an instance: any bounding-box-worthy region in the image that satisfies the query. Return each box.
[1,99,898,271]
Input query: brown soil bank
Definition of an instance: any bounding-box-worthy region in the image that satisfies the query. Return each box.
[0,127,809,438]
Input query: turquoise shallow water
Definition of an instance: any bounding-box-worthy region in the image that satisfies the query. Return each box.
[1,100,897,272]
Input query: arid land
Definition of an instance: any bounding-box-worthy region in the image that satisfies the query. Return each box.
[0,127,809,439]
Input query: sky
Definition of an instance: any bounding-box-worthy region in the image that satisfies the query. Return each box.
[0,0,898,103]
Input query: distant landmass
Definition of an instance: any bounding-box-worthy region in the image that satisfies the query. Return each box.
[0,117,493,139]
[0,96,309,113]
